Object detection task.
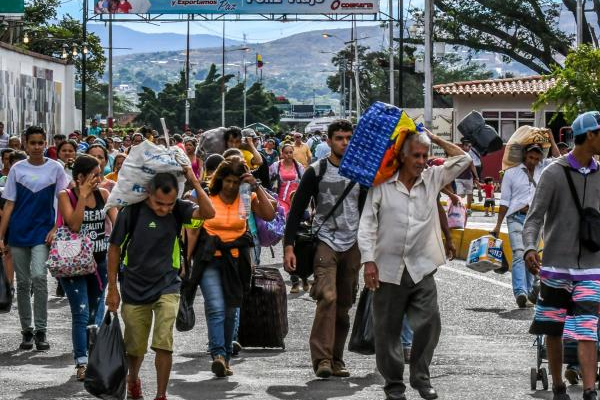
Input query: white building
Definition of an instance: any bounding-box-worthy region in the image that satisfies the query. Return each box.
[0,41,78,139]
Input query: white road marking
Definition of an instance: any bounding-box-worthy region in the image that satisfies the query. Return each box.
[439,265,513,290]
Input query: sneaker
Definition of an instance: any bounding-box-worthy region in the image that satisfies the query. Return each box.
[564,366,580,385]
[20,331,34,350]
[34,331,50,351]
[584,390,598,400]
[302,279,310,292]
[211,355,227,378]
[315,359,332,379]
[76,364,87,382]
[232,341,242,356]
[552,383,571,400]
[290,283,300,294]
[516,294,528,309]
[332,360,350,377]
[127,378,143,400]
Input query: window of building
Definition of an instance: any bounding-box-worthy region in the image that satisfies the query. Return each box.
[482,110,535,142]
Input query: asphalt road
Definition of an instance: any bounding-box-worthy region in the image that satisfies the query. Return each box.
[0,243,584,400]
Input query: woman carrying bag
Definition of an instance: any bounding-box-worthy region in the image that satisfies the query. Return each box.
[269,143,304,216]
[56,155,117,381]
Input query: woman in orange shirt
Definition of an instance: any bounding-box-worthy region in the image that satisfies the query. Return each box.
[200,156,274,378]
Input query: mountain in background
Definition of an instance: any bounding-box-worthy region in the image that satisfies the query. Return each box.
[88,24,242,55]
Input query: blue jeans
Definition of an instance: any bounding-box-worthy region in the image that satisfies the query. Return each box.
[401,316,413,349]
[60,259,107,365]
[507,213,534,298]
[199,258,238,361]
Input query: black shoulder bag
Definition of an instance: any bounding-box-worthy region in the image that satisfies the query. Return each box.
[293,168,357,279]
[563,166,600,252]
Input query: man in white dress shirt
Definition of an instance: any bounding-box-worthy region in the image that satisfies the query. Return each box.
[358,130,471,400]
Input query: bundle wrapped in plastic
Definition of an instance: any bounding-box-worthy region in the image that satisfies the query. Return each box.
[198,127,227,157]
[339,102,418,187]
[105,140,190,210]
[466,235,504,273]
[502,126,552,170]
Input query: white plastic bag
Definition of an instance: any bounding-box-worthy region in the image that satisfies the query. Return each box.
[105,140,190,209]
[446,202,467,229]
[466,235,504,273]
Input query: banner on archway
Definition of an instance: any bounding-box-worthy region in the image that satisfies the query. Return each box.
[94,0,379,15]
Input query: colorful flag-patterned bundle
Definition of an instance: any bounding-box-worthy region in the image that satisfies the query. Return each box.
[339,102,418,187]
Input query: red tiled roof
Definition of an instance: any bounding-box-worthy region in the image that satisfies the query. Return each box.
[433,75,556,96]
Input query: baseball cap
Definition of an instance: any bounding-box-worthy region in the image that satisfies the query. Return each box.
[572,111,600,136]
[242,128,257,138]
[524,143,543,154]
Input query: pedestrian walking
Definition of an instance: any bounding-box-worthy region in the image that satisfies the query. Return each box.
[57,155,117,381]
[269,144,304,216]
[291,132,312,168]
[454,138,480,216]
[314,133,331,160]
[0,126,70,351]
[358,130,471,400]
[524,111,600,400]
[106,170,215,400]
[284,119,366,379]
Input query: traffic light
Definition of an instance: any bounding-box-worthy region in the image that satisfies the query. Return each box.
[257,54,263,68]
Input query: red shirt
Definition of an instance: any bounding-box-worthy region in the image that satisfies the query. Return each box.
[117,1,132,12]
[481,183,495,199]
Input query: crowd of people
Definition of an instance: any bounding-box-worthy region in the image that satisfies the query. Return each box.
[1,110,600,400]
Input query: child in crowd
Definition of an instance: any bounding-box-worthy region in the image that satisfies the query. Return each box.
[481,177,498,217]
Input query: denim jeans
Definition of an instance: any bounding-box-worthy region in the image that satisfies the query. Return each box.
[60,259,107,365]
[401,316,413,349]
[507,213,534,298]
[199,258,238,361]
[11,245,49,333]
[94,256,109,326]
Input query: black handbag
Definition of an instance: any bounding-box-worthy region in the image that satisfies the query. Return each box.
[348,287,375,355]
[292,181,357,279]
[563,167,600,252]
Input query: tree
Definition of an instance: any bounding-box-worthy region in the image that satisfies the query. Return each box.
[0,0,105,87]
[409,0,583,74]
[75,84,136,119]
[326,46,492,109]
[533,45,600,123]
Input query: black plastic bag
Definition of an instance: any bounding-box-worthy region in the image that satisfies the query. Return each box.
[176,291,196,332]
[85,312,127,400]
[348,287,375,355]
[292,224,317,280]
[0,258,13,313]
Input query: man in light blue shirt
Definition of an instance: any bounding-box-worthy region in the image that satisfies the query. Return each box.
[87,119,102,138]
[314,134,331,160]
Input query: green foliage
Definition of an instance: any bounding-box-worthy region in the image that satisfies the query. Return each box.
[75,84,136,119]
[135,64,281,131]
[326,47,492,109]
[410,0,579,74]
[534,45,600,123]
[0,0,106,87]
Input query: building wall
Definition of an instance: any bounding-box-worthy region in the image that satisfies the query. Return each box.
[0,43,76,139]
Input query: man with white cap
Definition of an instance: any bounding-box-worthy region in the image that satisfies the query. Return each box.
[524,111,600,400]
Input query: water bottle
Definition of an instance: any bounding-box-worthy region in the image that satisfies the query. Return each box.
[239,182,252,220]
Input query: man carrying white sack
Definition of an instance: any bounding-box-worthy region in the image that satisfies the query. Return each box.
[358,129,470,400]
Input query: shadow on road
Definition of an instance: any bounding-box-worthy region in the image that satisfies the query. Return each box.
[168,377,252,399]
[465,307,534,321]
[17,377,86,400]
[0,349,71,368]
[266,373,381,400]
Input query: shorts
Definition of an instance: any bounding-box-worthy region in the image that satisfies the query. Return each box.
[455,179,474,196]
[484,199,496,208]
[530,277,600,341]
[122,293,180,356]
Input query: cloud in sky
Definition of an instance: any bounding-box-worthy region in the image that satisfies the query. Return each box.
[58,0,419,43]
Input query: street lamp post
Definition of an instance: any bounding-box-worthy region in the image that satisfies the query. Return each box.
[424,0,433,130]
[388,0,394,106]
[82,0,88,135]
[185,16,190,130]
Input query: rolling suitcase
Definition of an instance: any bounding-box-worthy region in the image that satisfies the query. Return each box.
[238,266,288,349]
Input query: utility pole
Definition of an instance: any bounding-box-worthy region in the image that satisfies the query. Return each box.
[221,21,226,127]
[185,16,190,130]
[577,0,584,46]
[388,0,394,105]
[398,0,404,107]
[82,0,88,135]
[424,0,433,130]
[243,47,247,127]
[353,16,361,120]
[108,14,113,128]
[340,62,346,118]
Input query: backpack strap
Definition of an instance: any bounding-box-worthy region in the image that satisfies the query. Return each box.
[563,166,584,216]
[314,180,356,236]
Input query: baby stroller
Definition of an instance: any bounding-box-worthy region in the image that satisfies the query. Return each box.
[531,334,600,391]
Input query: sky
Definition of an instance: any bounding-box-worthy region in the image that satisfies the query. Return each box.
[57,0,422,43]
